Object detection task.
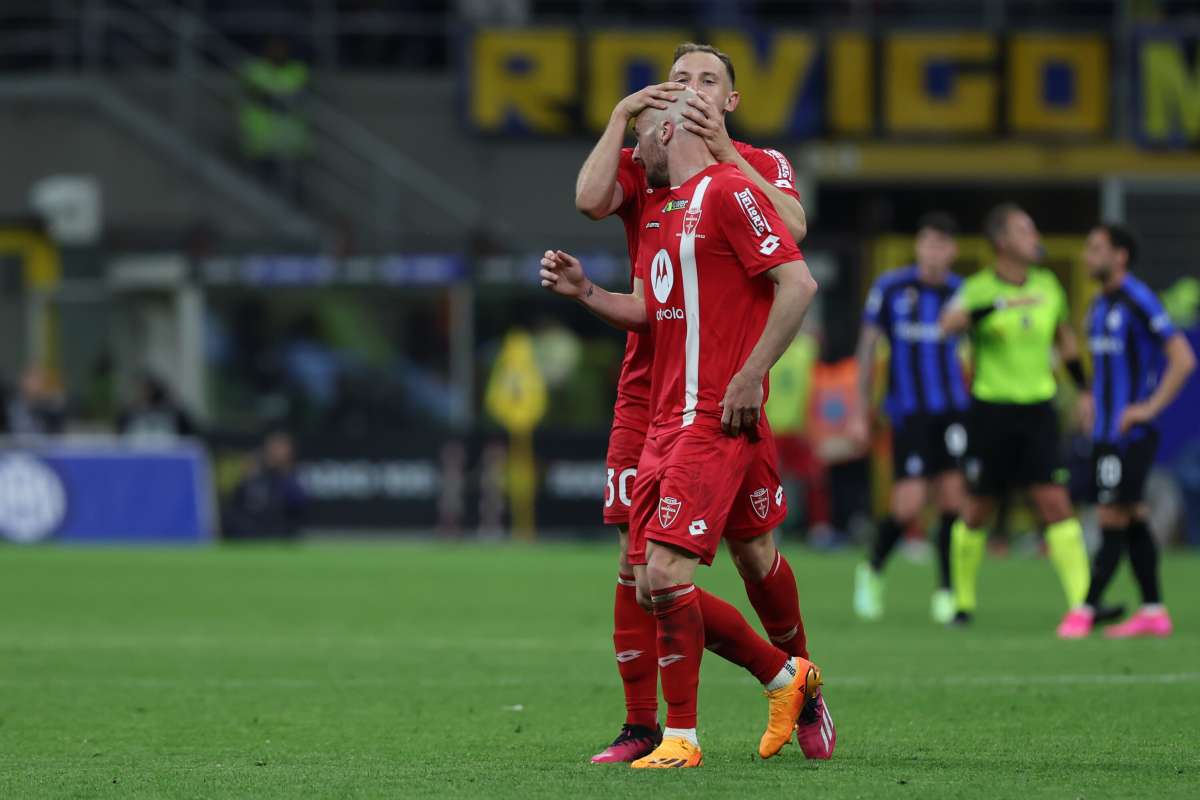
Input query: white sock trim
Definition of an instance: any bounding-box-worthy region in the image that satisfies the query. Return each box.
[765,657,798,691]
[663,726,698,746]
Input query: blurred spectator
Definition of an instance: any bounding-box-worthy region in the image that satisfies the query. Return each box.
[117,375,196,440]
[239,36,311,197]
[807,356,871,546]
[224,432,307,540]
[2,366,67,436]
[765,331,832,537]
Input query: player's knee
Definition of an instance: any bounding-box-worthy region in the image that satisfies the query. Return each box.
[890,498,922,527]
[727,534,776,582]
[889,482,925,524]
[1097,505,1132,529]
[962,499,989,529]
[645,546,691,590]
[1035,492,1073,525]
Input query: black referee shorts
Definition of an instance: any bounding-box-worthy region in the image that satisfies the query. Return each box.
[1090,431,1159,507]
[962,399,1067,496]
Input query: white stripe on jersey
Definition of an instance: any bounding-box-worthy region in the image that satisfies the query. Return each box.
[679,175,711,427]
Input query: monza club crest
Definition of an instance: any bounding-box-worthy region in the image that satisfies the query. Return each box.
[750,487,770,520]
[658,496,682,528]
[683,206,702,236]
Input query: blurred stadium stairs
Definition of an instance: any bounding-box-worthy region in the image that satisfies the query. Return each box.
[0,0,483,249]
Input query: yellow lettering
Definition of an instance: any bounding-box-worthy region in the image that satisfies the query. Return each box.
[884,34,997,134]
[470,30,575,134]
[829,32,874,135]
[1142,41,1200,142]
[586,31,687,133]
[710,32,817,137]
[1008,34,1107,135]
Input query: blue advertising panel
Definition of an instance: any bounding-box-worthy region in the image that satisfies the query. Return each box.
[0,440,214,544]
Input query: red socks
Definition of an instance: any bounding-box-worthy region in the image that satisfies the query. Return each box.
[650,584,704,729]
[618,557,805,731]
[743,552,810,659]
[613,574,658,729]
[698,588,789,685]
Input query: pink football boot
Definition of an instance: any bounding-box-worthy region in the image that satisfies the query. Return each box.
[1105,608,1173,639]
[795,690,836,759]
[1057,608,1094,639]
[590,724,661,764]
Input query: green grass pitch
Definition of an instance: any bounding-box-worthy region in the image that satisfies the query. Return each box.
[1,541,1197,798]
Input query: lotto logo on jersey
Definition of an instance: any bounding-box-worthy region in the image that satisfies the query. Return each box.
[658,496,682,528]
[734,188,771,237]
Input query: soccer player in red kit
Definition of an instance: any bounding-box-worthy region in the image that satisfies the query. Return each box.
[542,89,826,768]
[574,42,834,766]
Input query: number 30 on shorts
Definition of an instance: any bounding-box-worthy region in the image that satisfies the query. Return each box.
[605,468,637,509]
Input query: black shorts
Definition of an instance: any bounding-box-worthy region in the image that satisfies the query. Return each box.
[963,400,1067,496]
[1090,431,1159,506]
[891,412,968,479]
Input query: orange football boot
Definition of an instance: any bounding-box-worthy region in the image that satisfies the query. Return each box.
[630,736,703,769]
[758,657,822,759]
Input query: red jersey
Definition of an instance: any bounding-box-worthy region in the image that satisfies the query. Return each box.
[611,142,801,431]
[633,163,803,437]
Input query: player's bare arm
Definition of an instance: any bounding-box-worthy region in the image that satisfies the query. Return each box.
[939,301,969,336]
[680,90,807,241]
[574,83,686,219]
[1118,332,1197,433]
[848,324,882,447]
[1050,319,1093,430]
[540,249,648,333]
[1054,319,1081,363]
[721,259,819,437]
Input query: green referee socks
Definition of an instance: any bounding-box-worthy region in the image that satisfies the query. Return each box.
[951,520,987,613]
[1046,518,1090,609]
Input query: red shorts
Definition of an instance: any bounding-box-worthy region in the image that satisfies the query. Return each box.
[604,423,646,525]
[627,424,787,566]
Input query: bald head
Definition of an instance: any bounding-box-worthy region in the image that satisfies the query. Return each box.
[639,86,698,132]
[633,87,706,188]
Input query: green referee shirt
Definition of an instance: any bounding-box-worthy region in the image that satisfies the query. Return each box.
[952,266,1068,404]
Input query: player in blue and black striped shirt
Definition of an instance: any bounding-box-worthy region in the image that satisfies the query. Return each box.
[1071,223,1195,638]
[850,212,970,623]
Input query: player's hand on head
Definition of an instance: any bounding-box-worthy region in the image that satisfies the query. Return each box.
[539,249,588,299]
[617,82,686,119]
[680,90,735,163]
[719,370,764,439]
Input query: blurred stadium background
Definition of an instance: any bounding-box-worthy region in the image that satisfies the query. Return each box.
[1,0,1197,548]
